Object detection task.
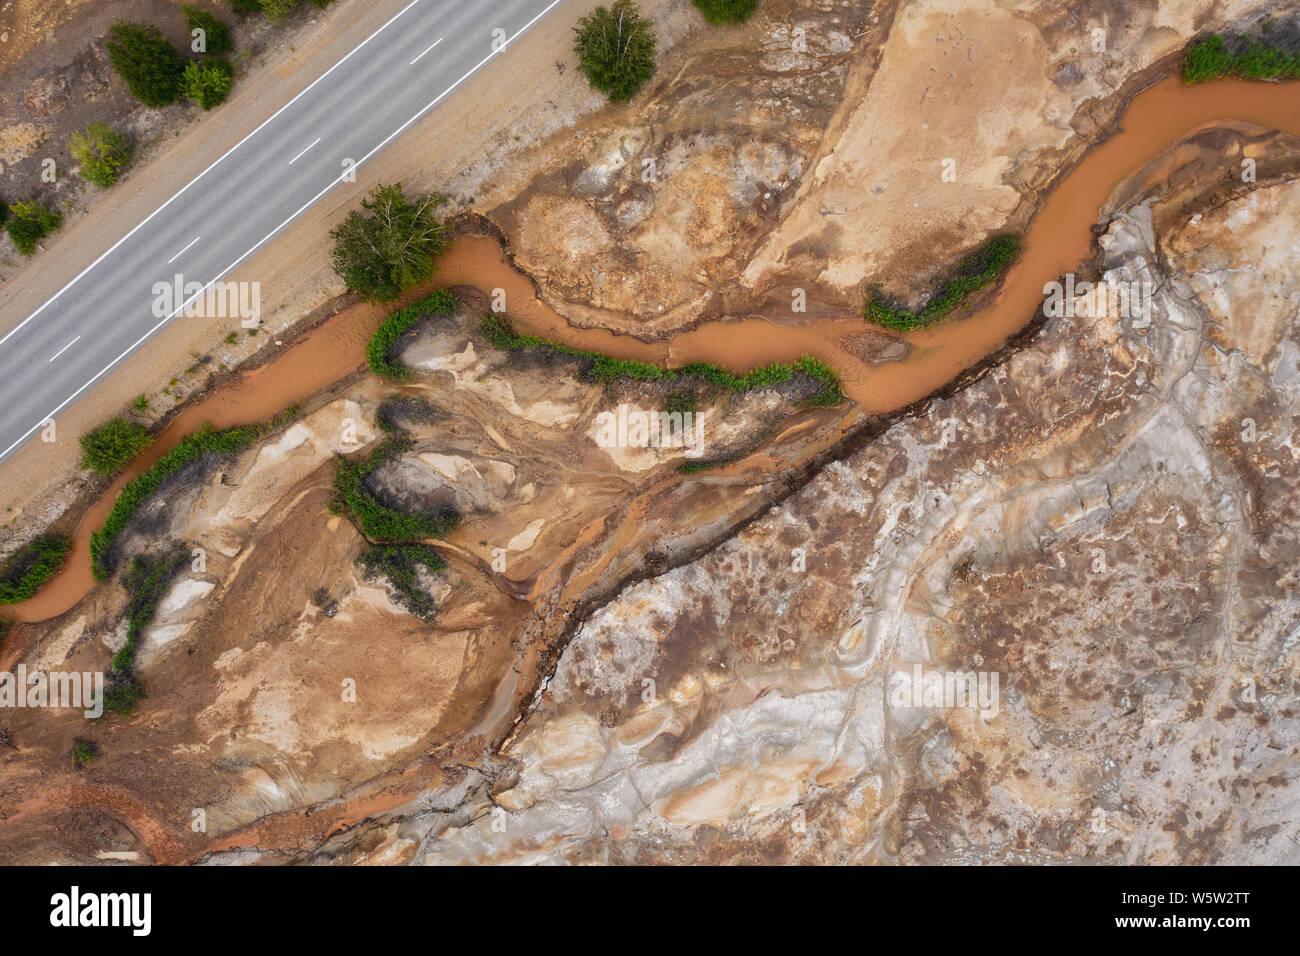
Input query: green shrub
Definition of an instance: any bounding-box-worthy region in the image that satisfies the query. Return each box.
[90,422,264,580]
[573,0,657,102]
[356,544,446,618]
[365,288,458,380]
[183,6,233,56]
[480,314,843,406]
[5,201,62,256]
[663,390,698,415]
[230,0,263,13]
[864,233,1021,331]
[69,123,134,188]
[79,418,153,477]
[181,58,235,109]
[71,739,100,766]
[334,440,459,541]
[691,0,759,24]
[0,535,71,605]
[105,22,188,107]
[260,0,301,20]
[1183,33,1300,82]
[330,185,449,302]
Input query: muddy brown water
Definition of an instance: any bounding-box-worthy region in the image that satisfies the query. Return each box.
[7,76,1299,625]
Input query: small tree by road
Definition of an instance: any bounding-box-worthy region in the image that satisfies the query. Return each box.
[573,0,657,102]
[329,184,448,302]
[69,123,134,188]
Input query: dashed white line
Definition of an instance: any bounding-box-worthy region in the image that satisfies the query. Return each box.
[167,236,201,263]
[0,0,423,351]
[410,37,443,64]
[288,137,322,165]
[0,0,567,462]
[48,336,80,363]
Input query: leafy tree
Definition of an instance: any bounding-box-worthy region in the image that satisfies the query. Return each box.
[79,417,153,477]
[5,201,62,255]
[181,59,235,109]
[573,0,657,102]
[183,6,233,56]
[691,0,760,24]
[105,22,188,107]
[69,123,134,188]
[329,184,448,301]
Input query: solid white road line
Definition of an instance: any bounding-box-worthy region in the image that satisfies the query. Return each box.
[0,0,566,462]
[48,336,80,363]
[410,37,443,64]
[0,0,424,351]
[289,137,323,165]
[167,236,201,264]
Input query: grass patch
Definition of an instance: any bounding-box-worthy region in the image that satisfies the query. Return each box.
[89,407,302,582]
[679,454,742,475]
[79,417,152,477]
[334,438,459,541]
[0,535,71,605]
[366,288,459,380]
[864,233,1021,331]
[71,738,100,767]
[1183,32,1300,82]
[356,544,446,619]
[479,314,843,406]
[101,548,188,716]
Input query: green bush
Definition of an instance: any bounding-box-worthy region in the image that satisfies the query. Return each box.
[79,417,153,477]
[864,233,1021,331]
[334,440,459,542]
[365,288,458,380]
[330,185,449,302]
[573,0,657,102]
[5,201,62,256]
[1184,33,1300,82]
[0,535,71,605]
[183,6,233,56]
[90,422,265,580]
[230,0,263,13]
[105,21,188,107]
[480,314,843,406]
[69,123,134,188]
[181,59,235,109]
[691,0,760,24]
[356,544,446,618]
[71,739,100,766]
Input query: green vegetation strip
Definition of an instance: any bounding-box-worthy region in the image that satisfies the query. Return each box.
[356,544,447,619]
[90,407,301,582]
[366,288,459,380]
[864,233,1021,332]
[103,548,189,716]
[1183,33,1300,82]
[479,315,844,407]
[0,535,72,605]
[334,437,459,542]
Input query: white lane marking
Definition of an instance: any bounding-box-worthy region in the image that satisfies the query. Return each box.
[410,37,443,64]
[0,0,423,351]
[48,336,80,363]
[288,137,322,165]
[0,0,566,463]
[167,236,201,264]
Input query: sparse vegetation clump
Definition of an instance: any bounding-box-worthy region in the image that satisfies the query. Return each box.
[105,22,188,107]
[330,185,449,302]
[0,535,71,606]
[71,739,100,766]
[479,314,843,406]
[691,0,760,25]
[1183,32,1300,82]
[333,438,459,542]
[356,544,446,618]
[69,123,134,188]
[182,6,233,56]
[5,201,62,256]
[573,0,658,102]
[79,418,153,477]
[365,288,458,379]
[864,233,1021,331]
[101,548,189,716]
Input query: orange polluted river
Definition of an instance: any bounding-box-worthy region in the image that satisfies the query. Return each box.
[6,75,1299,626]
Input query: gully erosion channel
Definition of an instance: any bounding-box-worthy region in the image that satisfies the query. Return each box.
[4,74,1298,628]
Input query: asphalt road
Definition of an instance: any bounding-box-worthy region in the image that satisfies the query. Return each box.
[0,0,564,463]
